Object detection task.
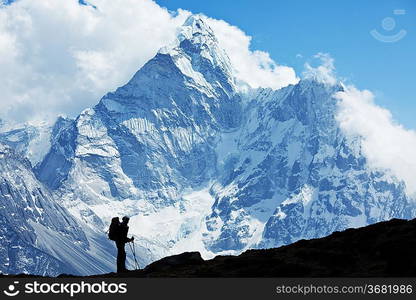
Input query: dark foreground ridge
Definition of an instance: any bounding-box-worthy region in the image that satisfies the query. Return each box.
[3,218,416,278]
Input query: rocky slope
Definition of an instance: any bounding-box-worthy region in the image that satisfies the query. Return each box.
[100,218,416,277]
[4,218,414,277]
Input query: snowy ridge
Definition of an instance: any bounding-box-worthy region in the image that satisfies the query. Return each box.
[0,143,114,275]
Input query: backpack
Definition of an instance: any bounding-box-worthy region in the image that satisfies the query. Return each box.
[108,217,120,241]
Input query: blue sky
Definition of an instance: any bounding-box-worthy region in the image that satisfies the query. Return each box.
[158,0,416,129]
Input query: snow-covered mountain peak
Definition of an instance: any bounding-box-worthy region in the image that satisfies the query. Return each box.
[179,14,216,44]
[157,14,234,89]
[159,14,217,54]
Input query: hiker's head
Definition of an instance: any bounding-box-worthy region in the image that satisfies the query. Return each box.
[122,216,130,224]
[111,217,120,224]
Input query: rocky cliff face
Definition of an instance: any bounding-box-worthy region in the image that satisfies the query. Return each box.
[35,16,245,263]
[205,80,413,252]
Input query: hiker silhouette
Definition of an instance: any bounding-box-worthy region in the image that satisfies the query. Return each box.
[108,216,134,273]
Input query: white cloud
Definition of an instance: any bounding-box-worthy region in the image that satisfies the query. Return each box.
[0,0,188,127]
[206,17,298,90]
[336,86,416,197]
[0,0,298,129]
[303,52,337,85]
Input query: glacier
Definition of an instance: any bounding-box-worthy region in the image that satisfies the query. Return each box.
[1,14,415,275]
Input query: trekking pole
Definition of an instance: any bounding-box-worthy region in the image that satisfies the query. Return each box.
[132,240,140,270]
[128,240,139,270]
[127,242,135,270]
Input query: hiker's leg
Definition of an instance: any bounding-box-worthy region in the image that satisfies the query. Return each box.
[116,242,124,272]
[120,243,127,270]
